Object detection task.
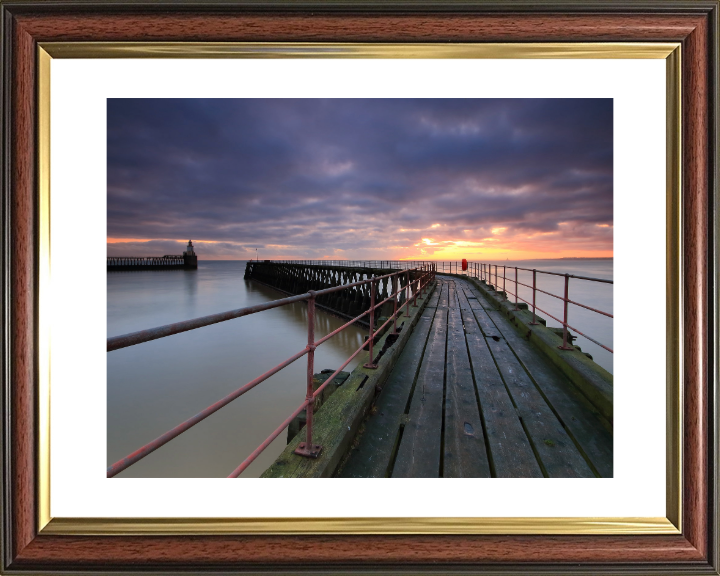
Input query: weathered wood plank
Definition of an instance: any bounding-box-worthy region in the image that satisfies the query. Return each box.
[392,308,448,477]
[467,298,595,478]
[468,301,613,477]
[447,280,459,308]
[443,308,492,477]
[466,295,503,340]
[425,280,441,308]
[262,284,434,478]
[462,282,612,476]
[461,306,543,478]
[437,281,449,309]
[456,285,475,310]
[338,307,437,478]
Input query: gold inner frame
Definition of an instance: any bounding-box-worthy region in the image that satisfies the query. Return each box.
[36,42,682,536]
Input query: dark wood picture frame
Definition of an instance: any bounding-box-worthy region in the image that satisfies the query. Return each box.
[1,1,718,573]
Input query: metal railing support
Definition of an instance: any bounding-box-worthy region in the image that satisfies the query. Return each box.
[405,271,411,317]
[469,261,613,352]
[364,277,379,369]
[391,275,398,335]
[558,274,574,350]
[530,269,539,325]
[295,291,322,457]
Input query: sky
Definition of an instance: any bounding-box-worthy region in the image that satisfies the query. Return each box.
[107,98,613,261]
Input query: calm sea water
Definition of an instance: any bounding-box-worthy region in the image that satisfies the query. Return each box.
[107,261,365,478]
[107,258,612,478]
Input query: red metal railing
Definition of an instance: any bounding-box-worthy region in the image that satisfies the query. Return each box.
[107,264,436,478]
[439,261,612,354]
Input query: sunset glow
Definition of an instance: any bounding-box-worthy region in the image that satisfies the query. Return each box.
[107,99,612,261]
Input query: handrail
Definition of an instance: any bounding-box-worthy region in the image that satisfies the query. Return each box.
[437,261,612,355]
[107,263,436,478]
[108,269,414,351]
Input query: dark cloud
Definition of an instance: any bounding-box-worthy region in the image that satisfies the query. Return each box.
[107,99,613,259]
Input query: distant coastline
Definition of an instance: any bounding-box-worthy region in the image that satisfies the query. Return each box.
[555,256,613,260]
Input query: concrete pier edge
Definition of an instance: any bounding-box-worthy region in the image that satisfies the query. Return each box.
[261,280,437,478]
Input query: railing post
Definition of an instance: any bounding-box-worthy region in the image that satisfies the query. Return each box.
[530,269,539,325]
[294,291,322,458]
[364,276,379,369]
[513,267,519,310]
[502,265,506,298]
[391,273,398,335]
[558,273,574,350]
[405,271,411,316]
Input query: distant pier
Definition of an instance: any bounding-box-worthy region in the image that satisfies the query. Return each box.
[107,240,198,271]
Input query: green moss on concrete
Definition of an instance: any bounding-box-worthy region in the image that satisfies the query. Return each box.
[262,281,438,478]
[286,371,350,443]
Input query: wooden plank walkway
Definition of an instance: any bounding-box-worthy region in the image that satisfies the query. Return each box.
[338,275,612,478]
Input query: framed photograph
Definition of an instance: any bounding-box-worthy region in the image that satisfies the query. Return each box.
[1,1,717,573]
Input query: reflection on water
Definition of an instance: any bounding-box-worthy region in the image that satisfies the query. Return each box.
[107,261,365,478]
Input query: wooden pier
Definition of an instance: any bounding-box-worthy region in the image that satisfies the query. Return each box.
[337,276,612,478]
[108,260,612,480]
